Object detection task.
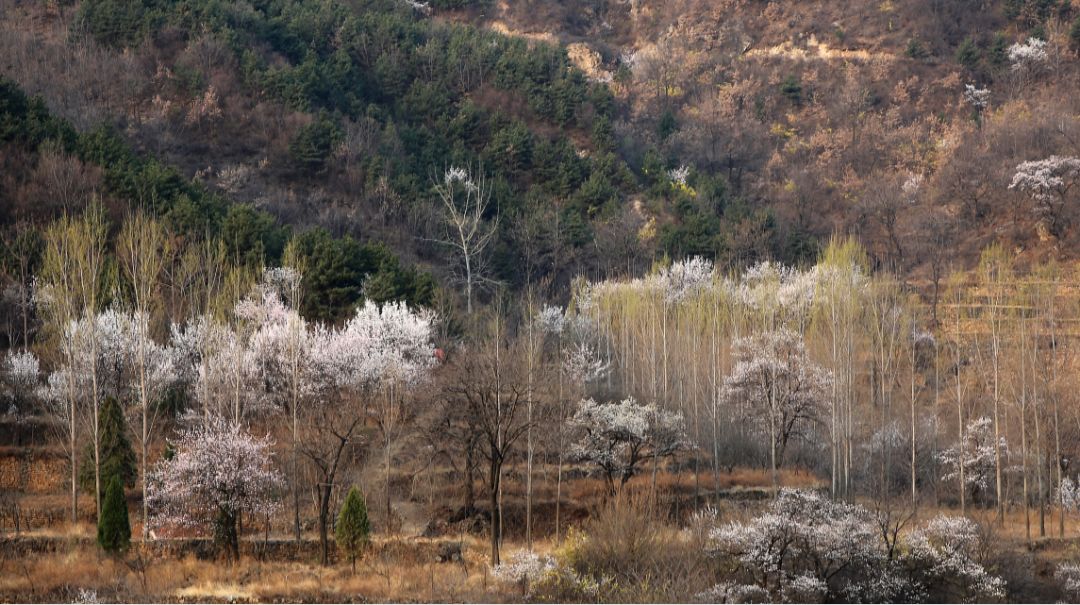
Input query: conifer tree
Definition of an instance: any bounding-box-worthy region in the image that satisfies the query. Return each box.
[335,487,370,572]
[97,475,131,554]
[80,396,137,499]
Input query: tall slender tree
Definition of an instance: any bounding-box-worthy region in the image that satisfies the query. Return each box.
[117,211,171,539]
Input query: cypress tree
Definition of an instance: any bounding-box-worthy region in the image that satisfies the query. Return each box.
[98,474,131,554]
[80,396,137,499]
[334,487,370,572]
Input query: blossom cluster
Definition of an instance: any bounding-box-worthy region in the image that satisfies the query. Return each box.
[147,415,284,530]
[703,489,1006,602]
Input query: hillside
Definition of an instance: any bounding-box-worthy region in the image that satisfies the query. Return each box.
[7,1,1080,603]
[5,0,1080,310]
[472,0,1080,277]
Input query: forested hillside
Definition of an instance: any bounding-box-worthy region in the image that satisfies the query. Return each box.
[6,0,1080,603]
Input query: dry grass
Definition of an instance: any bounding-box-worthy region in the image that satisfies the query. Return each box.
[910,503,1080,545]
[0,534,526,603]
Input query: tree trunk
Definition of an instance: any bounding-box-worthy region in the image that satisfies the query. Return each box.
[70,407,77,523]
[216,508,240,563]
[319,484,332,565]
[464,441,476,514]
[489,455,501,566]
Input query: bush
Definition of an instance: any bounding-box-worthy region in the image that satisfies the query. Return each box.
[97,475,130,554]
[780,74,803,105]
[905,37,929,60]
[548,495,711,602]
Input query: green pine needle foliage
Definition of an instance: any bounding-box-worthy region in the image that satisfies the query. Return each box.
[335,487,371,571]
[97,474,131,554]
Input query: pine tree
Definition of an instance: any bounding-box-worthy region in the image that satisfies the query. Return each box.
[80,396,137,499]
[98,474,131,554]
[335,487,370,572]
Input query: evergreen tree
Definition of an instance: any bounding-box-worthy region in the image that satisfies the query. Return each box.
[97,474,131,554]
[289,114,341,174]
[955,37,980,68]
[335,487,370,572]
[79,396,137,499]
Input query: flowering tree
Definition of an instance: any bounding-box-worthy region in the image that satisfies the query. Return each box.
[41,308,177,524]
[704,489,1006,603]
[1008,37,1048,75]
[1056,563,1080,602]
[1009,155,1080,238]
[243,266,312,541]
[571,397,689,494]
[962,84,990,112]
[314,300,436,528]
[538,300,610,539]
[147,416,283,560]
[721,329,831,489]
[2,350,39,416]
[169,314,238,419]
[904,515,1006,602]
[434,165,497,315]
[657,256,714,303]
[492,550,557,598]
[708,489,896,602]
[37,208,107,520]
[937,416,1008,504]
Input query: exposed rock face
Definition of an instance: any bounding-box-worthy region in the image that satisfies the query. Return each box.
[566,42,612,83]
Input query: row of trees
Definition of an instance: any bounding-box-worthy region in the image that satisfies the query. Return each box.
[579,239,1080,540]
[4,203,697,566]
[3,204,439,563]
[14,209,1080,565]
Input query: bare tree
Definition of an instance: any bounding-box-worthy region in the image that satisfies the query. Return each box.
[433,166,498,315]
[38,206,107,521]
[117,211,172,539]
[441,314,533,565]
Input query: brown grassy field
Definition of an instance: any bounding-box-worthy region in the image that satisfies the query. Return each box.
[3,465,1079,603]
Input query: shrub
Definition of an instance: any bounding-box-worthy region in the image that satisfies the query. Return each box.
[549,495,710,601]
[780,74,803,104]
[906,37,929,60]
[702,489,1007,603]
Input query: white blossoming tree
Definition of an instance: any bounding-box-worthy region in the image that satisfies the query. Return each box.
[244,266,312,542]
[720,329,831,490]
[492,550,556,597]
[170,314,238,419]
[962,84,990,112]
[314,300,436,529]
[2,350,39,416]
[1008,37,1048,76]
[41,308,177,526]
[1009,155,1080,238]
[147,416,284,561]
[537,302,610,541]
[937,416,1008,504]
[571,396,689,494]
[1056,563,1080,602]
[434,165,497,315]
[704,489,1006,603]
